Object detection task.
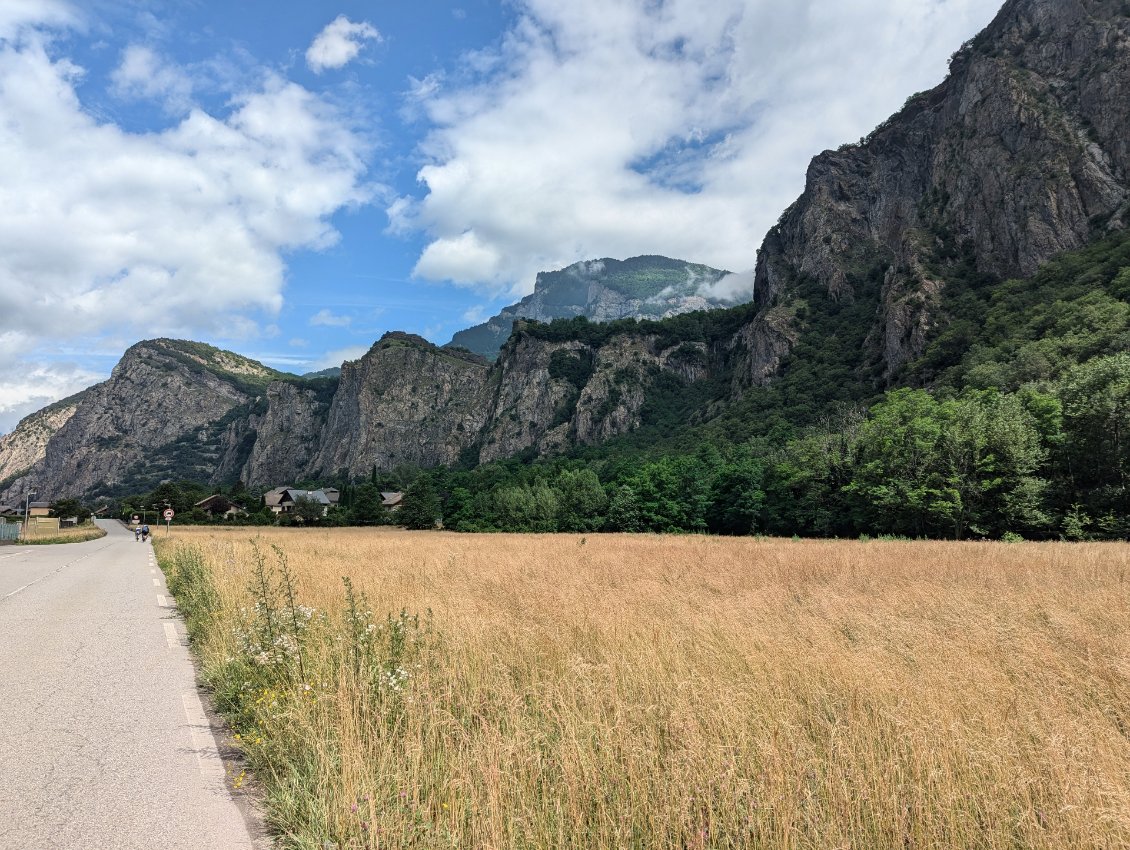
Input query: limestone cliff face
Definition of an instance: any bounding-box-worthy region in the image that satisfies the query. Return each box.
[240,381,331,486]
[0,339,289,502]
[0,327,723,499]
[32,342,254,499]
[573,336,703,444]
[476,336,583,463]
[262,329,720,477]
[309,334,492,478]
[0,398,81,488]
[746,0,1130,383]
[478,329,717,463]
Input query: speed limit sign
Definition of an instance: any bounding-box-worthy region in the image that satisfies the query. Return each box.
[163,509,174,521]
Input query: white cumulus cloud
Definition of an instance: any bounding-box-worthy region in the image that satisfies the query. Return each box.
[306,15,381,73]
[309,309,353,327]
[0,354,101,436]
[0,12,376,433]
[110,44,195,113]
[309,344,370,371]
[698,271,754,303]
[397,0,999,298]
[0,0,75,40]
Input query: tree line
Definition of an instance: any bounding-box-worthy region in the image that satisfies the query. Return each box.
[107,351,1126,541]
[394,351,1127,540]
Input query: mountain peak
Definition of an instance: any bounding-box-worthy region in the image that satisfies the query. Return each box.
[118,338,290,388]
[449,254,744,359]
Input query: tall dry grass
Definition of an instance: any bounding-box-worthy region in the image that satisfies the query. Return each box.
[19,520,107,544]
[155,528,1130,849]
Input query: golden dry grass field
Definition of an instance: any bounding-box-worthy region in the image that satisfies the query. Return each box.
[154,527,1130,850]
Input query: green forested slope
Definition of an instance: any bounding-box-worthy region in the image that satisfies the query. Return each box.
[123,231,1129,540]
[424,229,1130,540]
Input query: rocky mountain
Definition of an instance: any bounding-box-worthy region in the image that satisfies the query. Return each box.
[2,0,1126,506]
[0,323,741,501]
[745,0,1130,387]
[448,255,742,359]
[0,392,86,488]
[0,339,293,504]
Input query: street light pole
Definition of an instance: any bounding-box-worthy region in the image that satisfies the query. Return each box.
[23,490,36,541]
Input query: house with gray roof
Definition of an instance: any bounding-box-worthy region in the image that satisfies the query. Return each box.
[272,488,333,517]
[263,486,340,517]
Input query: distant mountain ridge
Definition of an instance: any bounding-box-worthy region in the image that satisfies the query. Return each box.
[447,255,744,359]
[1,0,1126,515]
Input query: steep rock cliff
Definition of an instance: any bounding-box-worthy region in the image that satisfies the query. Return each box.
[1,340,285,502]
[240,380,335,487]
[309,333,492,478]
[476,335,585,463]
[478,326,721,463]
[745,0,1130,385]
[0,395,82,489]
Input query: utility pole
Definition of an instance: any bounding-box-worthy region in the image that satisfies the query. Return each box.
[23,490,37,541]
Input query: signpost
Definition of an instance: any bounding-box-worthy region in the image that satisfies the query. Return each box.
[163,508,174,536]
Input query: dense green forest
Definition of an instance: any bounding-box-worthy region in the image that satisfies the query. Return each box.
[121,230,1129,540]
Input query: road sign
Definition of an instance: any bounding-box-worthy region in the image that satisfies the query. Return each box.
[132,515,139,524]
[163,509,174,521]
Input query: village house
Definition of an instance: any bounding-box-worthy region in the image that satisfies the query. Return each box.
[263,486,288,514]
[264,486,340,517]
[193,494,246,519]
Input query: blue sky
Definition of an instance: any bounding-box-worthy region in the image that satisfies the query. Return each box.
[0,0,1000,433]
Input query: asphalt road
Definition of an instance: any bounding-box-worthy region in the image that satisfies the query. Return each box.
[0,520,267,849]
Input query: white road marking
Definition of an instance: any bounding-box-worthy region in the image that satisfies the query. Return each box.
[157,594,167,607]
[0,545,112,603]
[4,582,34,599]
[163,622,180,648]
[152,578,161,586]
[181,692,227,788]
[150,568,156,574]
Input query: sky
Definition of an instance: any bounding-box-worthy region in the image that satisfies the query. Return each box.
[0,0,1002,434]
